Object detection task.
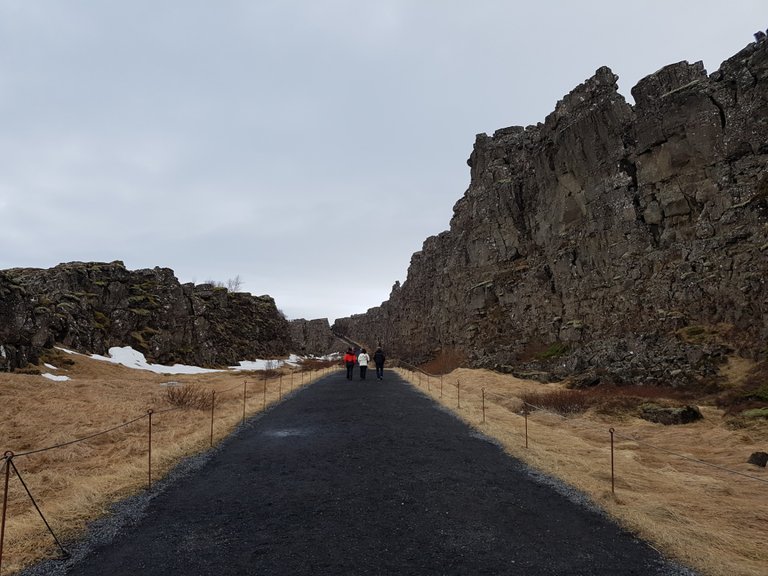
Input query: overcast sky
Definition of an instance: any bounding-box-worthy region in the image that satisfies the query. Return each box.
[0,1,763,322]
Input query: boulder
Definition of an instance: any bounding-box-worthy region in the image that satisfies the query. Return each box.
[638,403,703,425]
[747,452,768,467]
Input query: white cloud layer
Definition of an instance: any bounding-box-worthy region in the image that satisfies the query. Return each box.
[0,1,763,321]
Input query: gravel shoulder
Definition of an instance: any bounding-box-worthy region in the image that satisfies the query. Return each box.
[21,370,696,576]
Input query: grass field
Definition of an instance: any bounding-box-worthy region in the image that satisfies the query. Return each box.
[1,351,766,575]
[0,349,334,574]
[395,364,768,576]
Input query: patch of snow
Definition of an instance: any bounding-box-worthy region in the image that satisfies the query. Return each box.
[56,344,328,375]
[229,359,283,371]
[42,373,70,382]
[160,381,183,387]
[44,363,58,370]
[55,347,80,355]
[91,347,223,375]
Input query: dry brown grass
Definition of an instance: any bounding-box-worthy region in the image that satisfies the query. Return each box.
[0,351,335,574]
[395,366,768,576]
[420,348,467,375]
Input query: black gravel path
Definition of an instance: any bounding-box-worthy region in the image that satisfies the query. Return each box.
[28,369,695,575]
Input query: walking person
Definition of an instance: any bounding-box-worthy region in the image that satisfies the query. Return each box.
[343,348,356,380]
[373,347,386,380]
[357,348,370,380]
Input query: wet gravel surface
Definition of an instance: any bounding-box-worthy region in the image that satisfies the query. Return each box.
[21,370,697,575]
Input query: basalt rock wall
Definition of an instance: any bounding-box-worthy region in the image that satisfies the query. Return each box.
[289,318,346,356]
[0,261,292,370]
[333,41,768,385]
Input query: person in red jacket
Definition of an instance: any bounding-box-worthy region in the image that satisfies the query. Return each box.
[343,348,356,380]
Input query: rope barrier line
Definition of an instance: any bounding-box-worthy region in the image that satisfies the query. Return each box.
[396,364,768,487]
[12,414,149,459]
[611,430,768,485]
[10,373,294,461]
[150,406,182,416]
[7,459,69,560]
[218,383,246,394]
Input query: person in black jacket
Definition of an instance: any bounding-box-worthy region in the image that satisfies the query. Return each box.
[373,347,386,380]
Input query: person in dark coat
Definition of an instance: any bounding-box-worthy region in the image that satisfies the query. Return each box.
[373,347,386,380]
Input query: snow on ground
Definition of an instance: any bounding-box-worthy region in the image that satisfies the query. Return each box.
[58,346,325,375]
[90,347,224,375]
[42,373,71,382]
[44,363,59,370]
[228,354,303,371]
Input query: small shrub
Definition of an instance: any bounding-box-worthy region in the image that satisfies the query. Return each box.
[165,385,214,410]
[16,367,41,375]
[520,389,594,415]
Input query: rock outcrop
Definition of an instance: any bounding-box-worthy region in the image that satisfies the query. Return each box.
[0,261,292,369]
[289,318,346,356]
[333,41,768,386]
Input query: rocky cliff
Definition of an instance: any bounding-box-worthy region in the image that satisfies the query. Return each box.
[289,318,346,356]
[0,261,292,370]
[333,40,768,385]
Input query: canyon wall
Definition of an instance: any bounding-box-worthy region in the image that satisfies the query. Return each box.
[333,41,768,385]
[0,261,292,370]
[289,318,346,356]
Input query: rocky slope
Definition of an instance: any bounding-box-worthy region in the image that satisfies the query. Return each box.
[333,40,768,386]
[0,261,292,370]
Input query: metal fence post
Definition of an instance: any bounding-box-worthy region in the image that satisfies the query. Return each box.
[524,406,529,448]
[279,375,282,401]
[0,452,13,576]
[263,375,267,410]
[147,410,153,490]
[610,428,616,494]
[242,381,247,425]
[210,391,216,447]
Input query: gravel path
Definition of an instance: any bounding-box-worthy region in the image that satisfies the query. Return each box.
[22,369,696,575]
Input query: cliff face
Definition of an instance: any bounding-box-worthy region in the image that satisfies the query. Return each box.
[289,318,346,356]
[0,261,292,370]
[333,41,768,385]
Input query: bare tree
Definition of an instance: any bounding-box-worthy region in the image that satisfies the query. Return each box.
[226,275,243,292]
[200,276,243,292]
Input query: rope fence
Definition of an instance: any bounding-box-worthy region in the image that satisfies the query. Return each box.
[394,361,768,490]
[0,365,338,575]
